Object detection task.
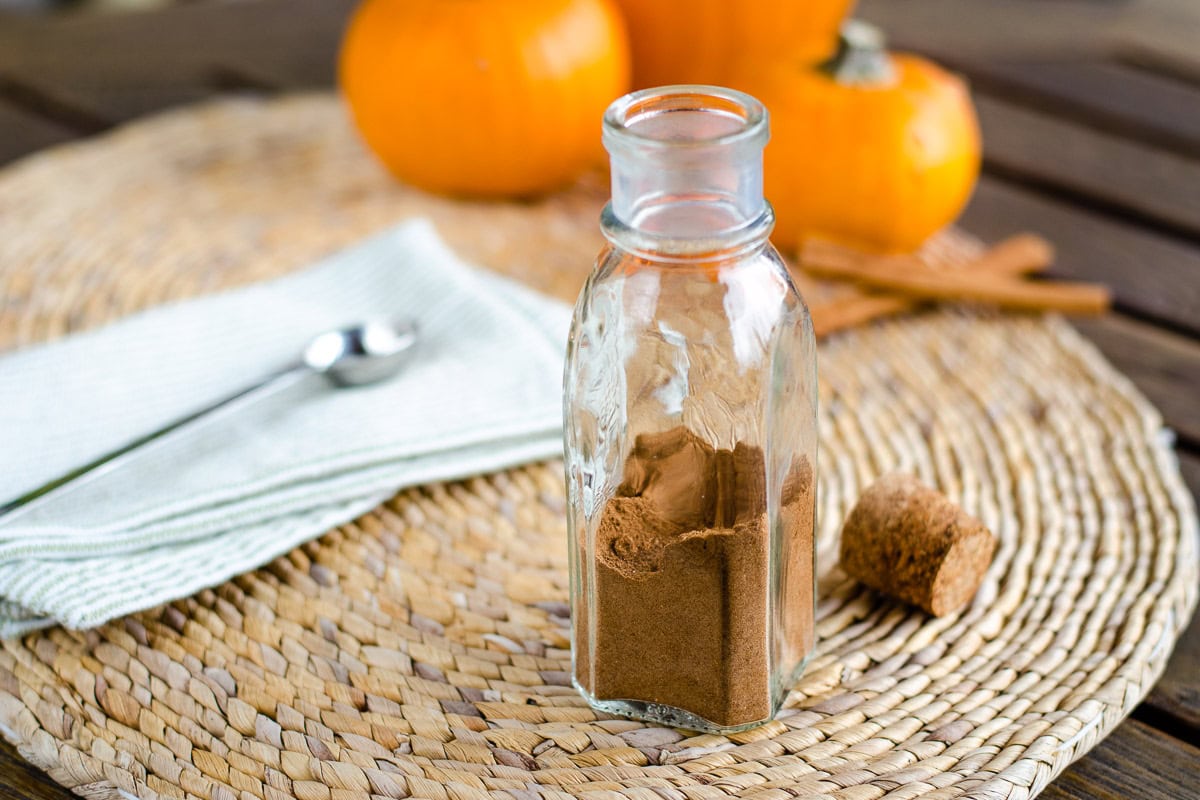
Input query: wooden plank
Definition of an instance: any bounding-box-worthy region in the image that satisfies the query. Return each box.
[975,93,1200,238]
[1071,315,1200,447]
[859,0,1200,93]
[0,739,71,800]
[0,99,75,166]
[946,60,1200,158]
[0,3,213,124]
[1182,451,1200,501]
[857,0,1118,60]
[1114,0,1200,86]
[0,0,354,123]
[1143,568,1200,737]
[0,48,213,126]
[1118,43,1200,92]
[961,178,1200,334]
[1042,718,1200,799]
[205,0,355,89]
[1136,447,1199,741]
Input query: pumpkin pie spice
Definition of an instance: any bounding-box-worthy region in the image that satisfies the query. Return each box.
[575,427,814,728]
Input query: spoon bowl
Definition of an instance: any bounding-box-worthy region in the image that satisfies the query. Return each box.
[304,320,418,386]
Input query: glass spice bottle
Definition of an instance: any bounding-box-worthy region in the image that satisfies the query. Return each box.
[564,85,818,732]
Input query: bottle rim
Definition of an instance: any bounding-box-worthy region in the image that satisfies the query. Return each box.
[602,85,769,153]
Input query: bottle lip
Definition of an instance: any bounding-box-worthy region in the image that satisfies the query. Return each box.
[603,85,768,153]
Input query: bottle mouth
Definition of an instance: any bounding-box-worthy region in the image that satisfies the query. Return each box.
[603,85,768,153]
[602,85,771,250]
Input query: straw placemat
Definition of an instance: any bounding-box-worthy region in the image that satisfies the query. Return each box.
[0,94,1195,800]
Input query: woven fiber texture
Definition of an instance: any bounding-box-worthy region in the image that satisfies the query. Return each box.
[0,94,1196,800]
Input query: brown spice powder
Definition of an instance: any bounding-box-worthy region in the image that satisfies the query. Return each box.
[576,427,814,728]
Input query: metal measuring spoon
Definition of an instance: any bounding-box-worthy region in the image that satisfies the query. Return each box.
[0,320,418,519]
[303,320,419,387]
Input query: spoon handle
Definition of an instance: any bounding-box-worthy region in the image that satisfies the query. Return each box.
[0,364,311,522]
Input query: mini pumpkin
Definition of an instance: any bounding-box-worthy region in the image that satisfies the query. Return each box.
[339,0,630,198]
[740,21,981,253]
[614,0,855,89]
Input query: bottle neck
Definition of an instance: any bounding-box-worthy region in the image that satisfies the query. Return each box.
[601,200,775,263]
[602,86,772,262]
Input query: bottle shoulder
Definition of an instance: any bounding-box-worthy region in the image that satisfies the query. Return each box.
[578,244,810,320]
[567,242,814,385]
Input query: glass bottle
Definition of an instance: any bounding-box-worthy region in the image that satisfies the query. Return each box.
[564,85,818,733]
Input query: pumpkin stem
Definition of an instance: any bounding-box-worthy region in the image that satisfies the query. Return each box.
[821,20,896,86]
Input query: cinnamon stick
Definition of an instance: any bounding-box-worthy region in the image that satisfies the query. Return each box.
[802,233,1108,318]
[809,267,1110,315]
[806,232,1051,283]
[806,234,1069,338]
[810,294,911,338]
[967,233,1055,276]
[802,233,1053,281]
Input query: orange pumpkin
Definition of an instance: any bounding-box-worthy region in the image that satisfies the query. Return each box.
[613,0,855,89]
[339,0,630,198]
[740,22,981,253]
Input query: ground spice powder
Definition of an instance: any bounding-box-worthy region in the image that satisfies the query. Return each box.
[575,427,814,728]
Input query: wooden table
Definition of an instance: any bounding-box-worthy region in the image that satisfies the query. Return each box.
[0,1,1196,797]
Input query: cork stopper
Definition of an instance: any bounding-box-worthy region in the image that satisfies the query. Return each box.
[839,473,996,616]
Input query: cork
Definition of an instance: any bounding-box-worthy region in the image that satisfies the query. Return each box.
[839,473,996,617]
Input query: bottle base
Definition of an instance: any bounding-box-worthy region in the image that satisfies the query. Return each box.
[571,651,814,734]
[572,679,775,734]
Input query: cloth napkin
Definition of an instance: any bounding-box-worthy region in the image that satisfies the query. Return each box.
[0,220,572,636]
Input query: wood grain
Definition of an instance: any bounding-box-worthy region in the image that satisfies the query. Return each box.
[949,60,1200,158]
[1139,450,1200,740]
[0,0,353,123]
[0,100,75,167]
[1143,581,1200,737]
[858,0,1120,60]
[860,0,1200,81]
[1071,315,1200,447]
[1041,718,1200,800]
[962,178,1200,333]
[1111,0,1200,84]
[975,93,1200,237]
[1181,451,1200,501]
[0,738,71,800]
[857,0,1200,152]
[208,0,353,89]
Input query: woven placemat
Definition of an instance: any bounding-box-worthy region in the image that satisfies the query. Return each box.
[0,94,1195,800]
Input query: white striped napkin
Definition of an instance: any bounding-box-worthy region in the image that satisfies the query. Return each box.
[0,220,572,636]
